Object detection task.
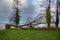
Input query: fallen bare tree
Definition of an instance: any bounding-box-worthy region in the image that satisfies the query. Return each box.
[5,0,57,30]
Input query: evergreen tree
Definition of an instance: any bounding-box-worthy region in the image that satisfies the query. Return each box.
[46,0,51,28]
[15,7,20,27]
[55,0,59,28]
[9,0,22,28]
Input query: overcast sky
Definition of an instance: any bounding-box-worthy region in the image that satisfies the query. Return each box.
[0,0,59,24]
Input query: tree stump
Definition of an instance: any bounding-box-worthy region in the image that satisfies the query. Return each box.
[5,24,11,29]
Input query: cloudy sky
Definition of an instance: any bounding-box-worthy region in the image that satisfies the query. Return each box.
[0,0,59,24]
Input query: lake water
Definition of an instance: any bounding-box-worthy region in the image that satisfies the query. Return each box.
[0,23,60,30]
[0,23,5,30]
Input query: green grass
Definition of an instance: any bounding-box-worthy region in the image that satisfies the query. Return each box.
[0,28,60,40]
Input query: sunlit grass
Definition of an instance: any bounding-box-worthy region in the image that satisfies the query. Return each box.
[0,28,60,40]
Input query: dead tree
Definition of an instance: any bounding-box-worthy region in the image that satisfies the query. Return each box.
[19,13,44,29]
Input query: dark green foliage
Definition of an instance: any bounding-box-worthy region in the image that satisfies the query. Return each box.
[46,5,51,28]
[55,5,59,28]
[15,8,20,27]
[14,0,20,28]
[55,15,59,28]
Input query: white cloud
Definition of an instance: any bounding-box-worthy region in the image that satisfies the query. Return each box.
[4,0,27,7]
[4,0,13,6]
[21,0,27,5]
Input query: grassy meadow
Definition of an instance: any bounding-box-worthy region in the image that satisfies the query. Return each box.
[0,28,60,40]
